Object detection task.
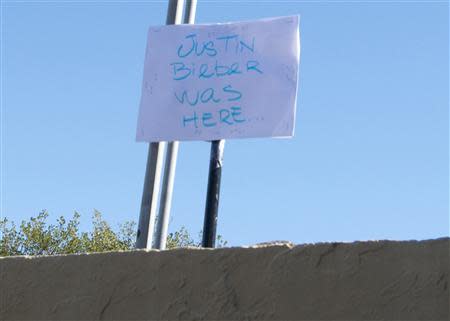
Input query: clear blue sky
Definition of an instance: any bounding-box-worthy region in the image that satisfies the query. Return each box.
[1,0,448,246]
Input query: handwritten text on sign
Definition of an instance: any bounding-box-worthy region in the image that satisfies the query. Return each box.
[136,16,300,142]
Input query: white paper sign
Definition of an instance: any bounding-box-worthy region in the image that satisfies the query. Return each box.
[136,16,300,142]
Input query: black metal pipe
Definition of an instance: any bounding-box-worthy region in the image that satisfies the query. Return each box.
[202,140,225,248]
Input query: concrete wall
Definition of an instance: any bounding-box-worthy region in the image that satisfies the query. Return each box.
[1,238,448,320]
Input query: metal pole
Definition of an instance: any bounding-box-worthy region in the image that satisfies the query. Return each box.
[136,142,165,249]
[183,0,197,24]
[202,140,225,248]
[154,0,198,250]
[136,0,185,249]
[153,141,178,249]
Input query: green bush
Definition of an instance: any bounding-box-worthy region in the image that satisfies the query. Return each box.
[0,210,226,256]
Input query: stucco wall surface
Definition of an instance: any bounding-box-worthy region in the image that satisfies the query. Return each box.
[1,238,449,320]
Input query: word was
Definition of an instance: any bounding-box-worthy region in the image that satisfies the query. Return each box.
[174,85,242,106]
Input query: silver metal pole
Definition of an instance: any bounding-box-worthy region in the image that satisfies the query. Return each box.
[136,0,185,250]
[136,142,165,249]
[153,141,178,250]
[154,0,197,250]
[183,0,198,24]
